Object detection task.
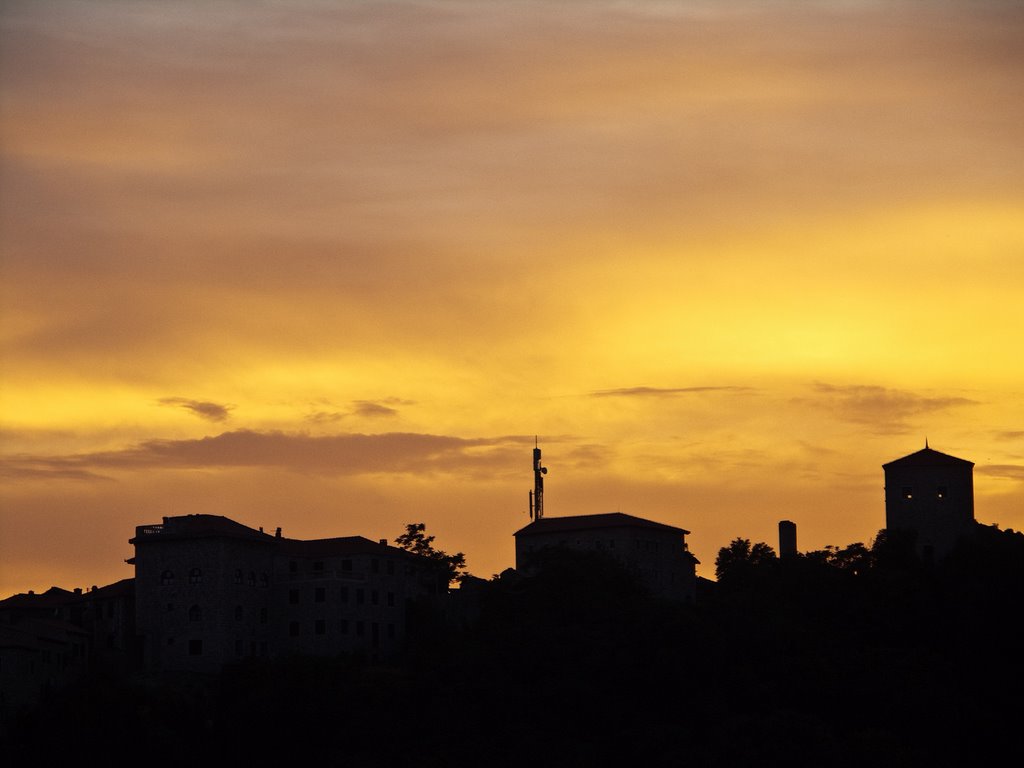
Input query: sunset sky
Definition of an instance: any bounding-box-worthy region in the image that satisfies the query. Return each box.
[2,0,1022,596]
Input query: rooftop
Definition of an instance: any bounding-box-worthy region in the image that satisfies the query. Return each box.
[883,446,974,470]
[514,512,690,537]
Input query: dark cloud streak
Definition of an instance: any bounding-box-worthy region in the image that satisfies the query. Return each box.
[158,397,233,422]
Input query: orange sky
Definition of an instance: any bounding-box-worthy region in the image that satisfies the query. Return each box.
[2,0,1022,596]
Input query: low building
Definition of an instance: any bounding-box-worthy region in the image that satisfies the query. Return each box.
[129,514,445,672]
[514,512,699,602]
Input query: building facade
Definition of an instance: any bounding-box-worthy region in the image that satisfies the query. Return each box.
[883,445,975,560]
[514,512,699,602]
[130,514,444,673]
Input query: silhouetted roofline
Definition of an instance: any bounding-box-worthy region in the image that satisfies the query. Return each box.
[883,447,974,470]
[130,514,277,545]
[279,536,420,559]
[514,512,689,537]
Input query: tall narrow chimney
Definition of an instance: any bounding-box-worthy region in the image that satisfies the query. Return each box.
[779,520,797,557]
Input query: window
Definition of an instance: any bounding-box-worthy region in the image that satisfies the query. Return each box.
[165,602,174,613]
[387,592,395,608]
[289,589,299,605]
[371,622,379,648]
[235,639,243,656]
[342,559,353,572]
[371,558,379,574]
[315,587,326,603]
[314,560,324,574]
[160,570,175,586]
[340,586,349,603]
[289,560,298,573]
[188,639,203,656]
[167,637,175,646]
[371,590,379,606]
[248,571,256,587]
[188,605,201,622]
[356,621,365,637]
[937,486,948,500]
[386,560,395,575]
[188,568,202,585]
[234,605,243,621]
[289,621,299,637]
[341,619,349,635]
[234,569,243,585]
[387,623,395,640]
[902,487,913,500]
[356,588,365,605]
[260,607,268,624]
[259,572,269,588]
[315,619,326,635]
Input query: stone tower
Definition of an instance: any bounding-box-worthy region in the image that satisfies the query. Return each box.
[882,444,975,560]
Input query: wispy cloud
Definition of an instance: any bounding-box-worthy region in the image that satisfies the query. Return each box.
[1,431,539,479]
[158,397,233,423]
[976,464,1024,482]
[590,386,752,398]
[803,383,977,434]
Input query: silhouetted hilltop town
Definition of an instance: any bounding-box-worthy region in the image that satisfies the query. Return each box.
[3,444,1022,765]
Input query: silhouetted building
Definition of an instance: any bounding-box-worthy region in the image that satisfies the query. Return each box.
[129,514,443,673]
[883,445,975,560]
[778,520,798,557]
[0,588,90,713]
[514,512,699,602]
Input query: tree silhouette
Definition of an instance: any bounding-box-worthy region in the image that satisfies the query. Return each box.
[394,522,468,586]
[715,537,777,583]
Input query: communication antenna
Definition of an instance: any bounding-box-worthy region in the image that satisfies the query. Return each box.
[528,437,548,520]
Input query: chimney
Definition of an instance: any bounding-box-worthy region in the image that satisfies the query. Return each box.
[275,527,282,538]
[74,588,82,595]
[779,520,797,557]
[379,538,388,546]
[259,526,263,533]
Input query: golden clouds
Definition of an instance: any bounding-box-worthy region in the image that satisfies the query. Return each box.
[2,1,1023,594]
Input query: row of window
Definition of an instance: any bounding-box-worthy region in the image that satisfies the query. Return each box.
[288,619,396,645]
[161,560,406,586]
[901,486,949,501]
[289,586,395,607]
[288,558,398,576]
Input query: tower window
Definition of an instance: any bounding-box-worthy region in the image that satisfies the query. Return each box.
[937,487,947,500]
[901,487,913,500]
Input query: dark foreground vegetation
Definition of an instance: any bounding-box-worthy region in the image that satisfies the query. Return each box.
[6,524,1023,767]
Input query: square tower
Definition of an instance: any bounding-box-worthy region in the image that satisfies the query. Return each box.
[882,446,975,560]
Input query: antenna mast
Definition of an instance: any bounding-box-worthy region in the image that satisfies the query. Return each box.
[529,437,547,520]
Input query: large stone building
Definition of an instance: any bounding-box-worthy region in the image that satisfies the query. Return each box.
[130,514,445,673]
[514,512,699,602]
[883,444,976,560]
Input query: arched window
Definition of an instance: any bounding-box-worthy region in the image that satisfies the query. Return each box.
[188,568,202,585]
[234,569,243,584]
[247,571,256,587]
[188,604,202,622]
[160,570,175,586]
[259,572,269,588]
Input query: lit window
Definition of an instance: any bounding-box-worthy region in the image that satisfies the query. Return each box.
[902,487,913,500]
[937,487,947,500]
